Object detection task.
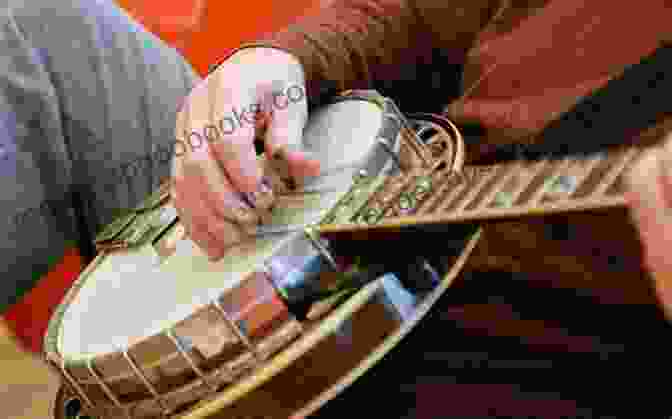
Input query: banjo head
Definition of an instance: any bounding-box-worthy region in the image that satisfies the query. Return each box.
[47,90,471,419]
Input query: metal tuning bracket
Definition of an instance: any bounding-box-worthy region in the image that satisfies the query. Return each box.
[94,181,177,252]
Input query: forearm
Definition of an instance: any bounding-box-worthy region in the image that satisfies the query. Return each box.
[259,0,503,104]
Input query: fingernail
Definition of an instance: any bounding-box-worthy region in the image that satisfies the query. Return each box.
[283,144,320,162]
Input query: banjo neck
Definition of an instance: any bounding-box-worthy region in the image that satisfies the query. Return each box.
[320,43,672,241]
[317,143,641,241]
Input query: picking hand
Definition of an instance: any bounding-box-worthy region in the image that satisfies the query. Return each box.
[172,48,320,260]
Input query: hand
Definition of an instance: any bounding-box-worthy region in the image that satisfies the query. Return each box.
[172,47,320,260]
[625,133,672,318]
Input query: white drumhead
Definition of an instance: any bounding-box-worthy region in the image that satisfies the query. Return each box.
[58,98,387,359]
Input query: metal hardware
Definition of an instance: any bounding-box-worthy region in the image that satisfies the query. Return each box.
[46,354,95,411]
[304,226,339,271]
[165,330,219,393]
[86,357,131,419]
[210,300,262,361]
[353,169,368,183]
[255,223,315,237]
[377,137,402,170]
[95,185,176,251]
[121,350,170,417]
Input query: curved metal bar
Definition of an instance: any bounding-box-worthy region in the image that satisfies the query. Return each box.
[46,354,95,411]
[303,226,339,272]
[407,113,466,172]
[86,357,131,418]
[164,329,219,393]
[210,300,262,362]
[121,350,170,417]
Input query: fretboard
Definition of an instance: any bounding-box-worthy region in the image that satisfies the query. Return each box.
[318,145,643,239]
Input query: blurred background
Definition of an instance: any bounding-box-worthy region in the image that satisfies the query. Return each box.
[114,0,324,76]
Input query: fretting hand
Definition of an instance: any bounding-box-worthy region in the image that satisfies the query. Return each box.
[626,133,672,318]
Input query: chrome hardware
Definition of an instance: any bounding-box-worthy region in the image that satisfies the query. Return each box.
[165,330,219,392]
[377,137,402,170]
[120,350,170,417]
[304,226,339,271]
[353,169,368,183]
[86,357,132,419]
[210,300,262,361]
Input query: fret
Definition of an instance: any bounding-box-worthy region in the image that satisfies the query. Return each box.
[417,171,463,214]
[538,156,595,203]
[430,174,471,213]
[566,153,608,197]
[383,175,420,217]
[473,161,524,210]
[452,165,506,213]
[528,158,574,205]
[506,159,556,205]
[593,147,641,196]
[377,175,417,215]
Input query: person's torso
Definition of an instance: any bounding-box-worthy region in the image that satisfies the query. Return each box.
[455,0,672,135]
[0,0,197,337]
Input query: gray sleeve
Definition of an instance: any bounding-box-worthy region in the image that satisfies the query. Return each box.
[0,0,199,311]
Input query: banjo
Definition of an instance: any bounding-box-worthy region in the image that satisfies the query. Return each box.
[48,44,669,419]
[48,89,480,419]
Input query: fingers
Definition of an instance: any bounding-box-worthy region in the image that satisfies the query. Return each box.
[172,51,310,260]
[261,84,321,183]
[174,80,262,260]
[174,155,257,260]
[625,139,672,314]
[172,161,227,260]
[205,69,262,193]
[626,145,672,261]
[261,81,307,154]
[277,145,322,178]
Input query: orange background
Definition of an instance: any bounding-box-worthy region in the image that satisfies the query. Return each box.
[115,0,323,75]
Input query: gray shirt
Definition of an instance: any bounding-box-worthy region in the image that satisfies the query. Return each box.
[0,0,198,310]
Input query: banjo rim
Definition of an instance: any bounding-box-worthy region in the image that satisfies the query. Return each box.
[53,227,482,419]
